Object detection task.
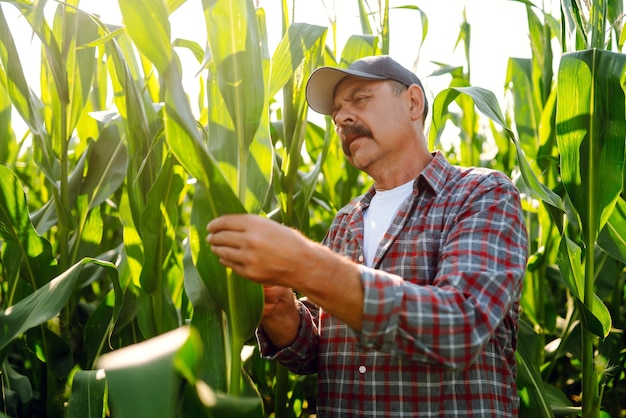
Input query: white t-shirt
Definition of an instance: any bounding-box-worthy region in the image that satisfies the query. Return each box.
[362,180,414,266]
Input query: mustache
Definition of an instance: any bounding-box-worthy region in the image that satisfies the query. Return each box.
[339,123,372,156]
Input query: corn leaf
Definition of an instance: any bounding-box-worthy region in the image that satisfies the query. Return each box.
[30,142,88,234]
[183,244,226,391]
[561,0,588,51]
[429,86,563,209]
[139,158,184,294]
[97,326,199,418]
[67,370,107,418]
[165,0,187,14]
[339,35,380,67]
[516,320,556,418]
[189,182,263,394]
[0,164,57,289]
[136,158,185,336]
[203,0,272,213]
[0,5,47,146]
[556,49,626,242]
[203,0,263,149]
[81,126,128,211]
[506,58,540,161]
[556,235,612,338]
[0,257,120,351]
[269,23,327,103]
[598,197,626,264]
[118,0,172,72]
[103,38,160,229]
[65,4,98,136]
[98,325,263,417]
[270,23,327,226]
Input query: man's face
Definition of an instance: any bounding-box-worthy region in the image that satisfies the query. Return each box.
[331,78,414,175]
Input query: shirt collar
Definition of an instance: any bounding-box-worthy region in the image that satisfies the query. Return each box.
[416,150,452,196]
[358,150,451,209]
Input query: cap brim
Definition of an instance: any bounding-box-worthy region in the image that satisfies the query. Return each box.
[305,67,387,115]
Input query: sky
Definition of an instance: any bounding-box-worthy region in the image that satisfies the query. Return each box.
[3,0,558,132]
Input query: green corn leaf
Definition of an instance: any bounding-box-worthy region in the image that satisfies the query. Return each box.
[598,197,626,264]
[203,0,264,149]
[270,22,327,226]
[139,158,184,294]
[516,320,556,418]
[556,49,626,243]
[97,326,200,418]
[269,23,327,103]
[7,1,68,108]
[392,5,428,55]
[506,58,540,161]
[162,91,262,344]
[429,86,563,209]
[136,158,185,336]
[357,0,373,35]
[165,0,187,14]
[83,292,117,369]
[67,370,107,418]
[118,0,235,204]
[118,0,172,72]
[65,5,98,136]
[1,362,33,413]
[0,164,57,290]
[30,141,88,235]
[183,244,226,391]
[0,257,120,351]
[81,126,128,211]
[204,1,273,213]
[339,35,380,67]
[561,0,588,51]
[99,324,263,417]
[0,5,45,136]
[556,235,612,338]
[0,80,17,164]
[70,195,103,263]
[189,183,263,394]
[103,37,160,231]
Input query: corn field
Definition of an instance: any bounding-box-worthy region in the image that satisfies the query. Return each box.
[0,0,625,417]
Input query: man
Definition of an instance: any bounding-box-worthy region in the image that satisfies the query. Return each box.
[207,55,528,417]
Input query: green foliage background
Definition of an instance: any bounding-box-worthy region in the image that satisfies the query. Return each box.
[0,0,625,417]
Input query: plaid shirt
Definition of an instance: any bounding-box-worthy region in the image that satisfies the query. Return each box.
[257,151,528,417]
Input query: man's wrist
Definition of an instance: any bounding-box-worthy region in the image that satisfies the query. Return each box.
[261,299,302,350]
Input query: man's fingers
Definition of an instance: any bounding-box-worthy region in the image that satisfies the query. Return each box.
[206,229,242,248]
[206,213,251,233]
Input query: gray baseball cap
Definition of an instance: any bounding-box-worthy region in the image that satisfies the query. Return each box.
[305,55,427,116]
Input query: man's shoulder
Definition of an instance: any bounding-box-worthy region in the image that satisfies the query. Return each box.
[454,165,514,188]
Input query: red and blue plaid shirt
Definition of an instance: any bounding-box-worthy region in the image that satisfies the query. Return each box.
[258,151,528,417]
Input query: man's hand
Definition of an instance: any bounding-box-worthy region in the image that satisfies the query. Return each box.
[206,214,311,287]
[206,213,364,331]
[260,285,301,349]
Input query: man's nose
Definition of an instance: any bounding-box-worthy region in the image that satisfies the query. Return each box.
[333,107,356,129]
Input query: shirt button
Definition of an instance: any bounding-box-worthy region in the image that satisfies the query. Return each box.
[358,365,367,374]
[358,255,364,263]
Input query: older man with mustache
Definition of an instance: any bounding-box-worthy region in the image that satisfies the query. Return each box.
[206,55,528,418]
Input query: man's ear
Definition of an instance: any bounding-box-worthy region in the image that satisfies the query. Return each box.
[408,84,426,122]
